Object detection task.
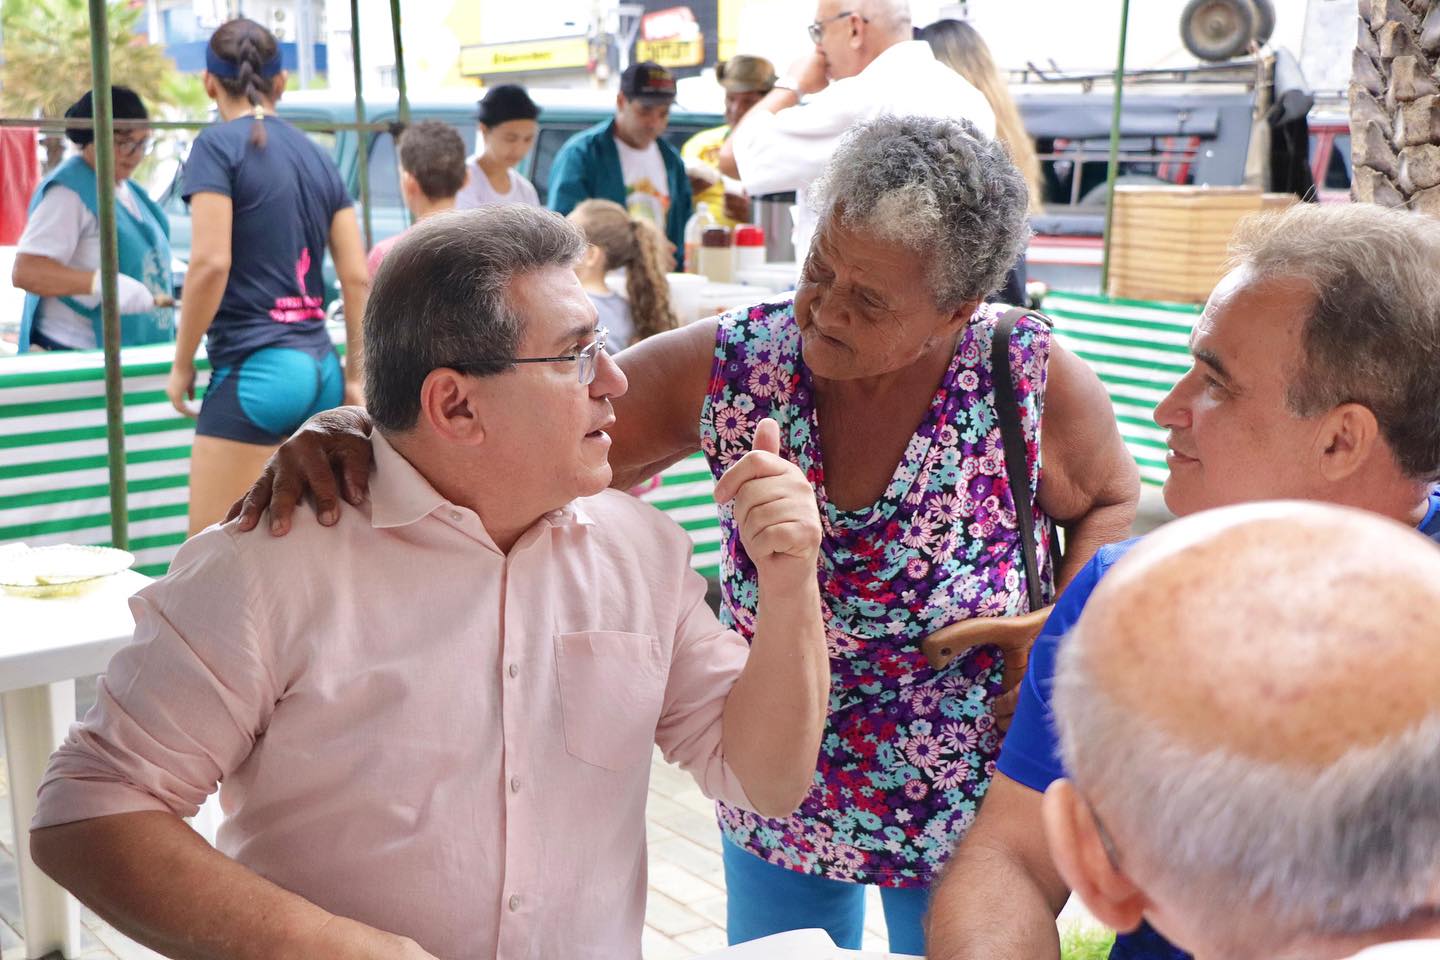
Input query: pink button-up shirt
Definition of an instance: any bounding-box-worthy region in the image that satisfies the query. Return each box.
[35,433,754,959]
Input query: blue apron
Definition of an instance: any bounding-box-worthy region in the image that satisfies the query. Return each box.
[19,155,174,352]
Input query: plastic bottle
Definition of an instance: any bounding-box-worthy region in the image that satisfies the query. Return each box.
[734,225,766,272]
[698,225,734,282]
[683,206,714,274]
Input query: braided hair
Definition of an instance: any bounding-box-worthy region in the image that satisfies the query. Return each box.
[208,18,280,148]
[570,199,678,342]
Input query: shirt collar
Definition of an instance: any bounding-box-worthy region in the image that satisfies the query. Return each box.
[368,431,597,532]
[369,431,450,529]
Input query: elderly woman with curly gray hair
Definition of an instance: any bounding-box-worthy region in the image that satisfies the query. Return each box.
[228,114,1139,954]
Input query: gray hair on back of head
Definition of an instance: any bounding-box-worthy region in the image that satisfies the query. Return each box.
[1053,634,1440,943]
[1229,203,1440,482]
[807,114,1031,310]
[363,205,587,432]
[859,0,913,34]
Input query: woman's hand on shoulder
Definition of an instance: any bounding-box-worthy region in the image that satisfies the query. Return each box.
[226,406,376,535]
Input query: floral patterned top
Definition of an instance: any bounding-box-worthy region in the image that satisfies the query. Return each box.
[700,298,1055,887]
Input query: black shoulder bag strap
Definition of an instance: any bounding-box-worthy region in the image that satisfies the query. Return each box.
[990,306,1056,612]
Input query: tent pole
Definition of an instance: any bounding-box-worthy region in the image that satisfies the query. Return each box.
[389,0,410,126]
[350,0,373,248]
[1100,0,1132,296]
[87,0,129,550]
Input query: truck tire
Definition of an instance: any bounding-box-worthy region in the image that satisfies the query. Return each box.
[1181,0,1255,62]
[1251,0,1276,47]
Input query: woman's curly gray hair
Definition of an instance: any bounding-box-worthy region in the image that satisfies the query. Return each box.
[808,114,1031,310]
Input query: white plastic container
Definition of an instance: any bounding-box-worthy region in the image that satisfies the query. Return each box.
[665,272,707,324]
[734,225,766,273]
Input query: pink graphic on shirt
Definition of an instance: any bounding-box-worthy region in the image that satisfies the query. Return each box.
[269,247,327,323]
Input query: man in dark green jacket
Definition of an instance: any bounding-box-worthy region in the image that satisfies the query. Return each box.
[547,61,692,270]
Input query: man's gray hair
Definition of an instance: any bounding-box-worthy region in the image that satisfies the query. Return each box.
[808,114,1031,310]
[1230,203,1440,481]
[1053,636,1440,941]
[859,0,912,35]
[364,205,587,431]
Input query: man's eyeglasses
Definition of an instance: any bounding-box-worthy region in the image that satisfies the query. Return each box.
[452,327,609,385]
[807,10,867,44]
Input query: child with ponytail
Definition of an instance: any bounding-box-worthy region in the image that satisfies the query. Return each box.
[568,198,678,351]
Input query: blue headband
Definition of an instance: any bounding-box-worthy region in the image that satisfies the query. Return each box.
[206,45,282,80]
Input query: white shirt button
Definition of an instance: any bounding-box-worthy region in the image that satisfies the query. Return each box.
[449,510,462,522]
[508,894,521,912]
[510,776,521,793]
[508,663,519,679]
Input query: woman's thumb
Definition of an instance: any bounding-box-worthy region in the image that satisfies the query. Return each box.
[753,417,780,455]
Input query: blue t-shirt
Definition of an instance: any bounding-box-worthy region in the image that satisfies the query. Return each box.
[996,489,1440,960]
[181,116,351,368]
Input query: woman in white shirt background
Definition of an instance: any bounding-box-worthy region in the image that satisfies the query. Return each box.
[12,86,173,352]
[568,198,677,352]
[455,85,541,209]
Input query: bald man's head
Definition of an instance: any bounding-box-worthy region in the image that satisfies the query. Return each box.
[1046,503,1440,960]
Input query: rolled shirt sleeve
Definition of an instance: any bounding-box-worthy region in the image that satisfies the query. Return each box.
[730,98,858,199]
[653,564,756,812]
[16,186,89,266]
[33,529,279,829]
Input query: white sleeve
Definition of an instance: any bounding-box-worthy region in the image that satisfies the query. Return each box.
[730,88,860,198]
[16,186,92,266]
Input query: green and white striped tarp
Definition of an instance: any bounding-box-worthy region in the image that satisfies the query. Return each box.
[0,293,1201,579]
[1043,291,1202,487]
[2,342,201,577]
[0,334,723,579]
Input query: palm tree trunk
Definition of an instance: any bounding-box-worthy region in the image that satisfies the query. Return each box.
[1351,0,1440,214]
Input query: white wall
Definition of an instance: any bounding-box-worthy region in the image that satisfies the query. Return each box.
[326,0,462,93]
[960,0,1315,73]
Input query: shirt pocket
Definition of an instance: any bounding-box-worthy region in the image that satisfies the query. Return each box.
[554,631,666,772]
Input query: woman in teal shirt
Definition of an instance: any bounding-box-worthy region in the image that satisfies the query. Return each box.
[12,86,173,352]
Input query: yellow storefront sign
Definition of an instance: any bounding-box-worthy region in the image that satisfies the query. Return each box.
[460,36,590,76]
[637,36,704,68]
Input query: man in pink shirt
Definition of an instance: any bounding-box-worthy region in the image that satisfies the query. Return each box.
[29,205,829,960]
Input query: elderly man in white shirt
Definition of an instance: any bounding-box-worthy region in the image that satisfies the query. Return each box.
[718,0,995,257]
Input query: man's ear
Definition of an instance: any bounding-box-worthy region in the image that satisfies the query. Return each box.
[400,170,419,200]
[1042,780,1149,934]
[418,368,487,445]
[1316,402,1381,484]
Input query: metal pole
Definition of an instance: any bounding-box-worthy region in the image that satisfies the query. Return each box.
[297,0,315,89]
[87,0,129,551]
[1099,0,1132,296]
[349,0,373,249]
[389,0,409,125]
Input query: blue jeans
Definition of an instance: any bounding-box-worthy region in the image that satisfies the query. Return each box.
[721,834,930,955]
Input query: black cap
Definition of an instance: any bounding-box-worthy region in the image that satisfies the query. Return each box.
[64,86,148,146]
[477,84,540,127]
[620,61,677,103]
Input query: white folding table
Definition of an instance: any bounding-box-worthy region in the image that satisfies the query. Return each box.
[0,569,150,959]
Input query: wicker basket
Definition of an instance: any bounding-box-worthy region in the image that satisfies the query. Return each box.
[1107,186,1296,303]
